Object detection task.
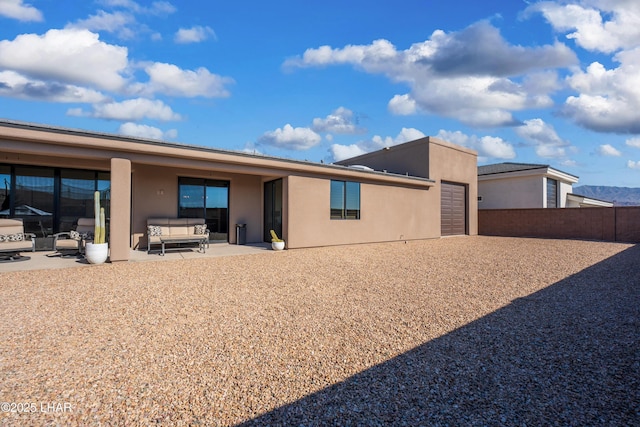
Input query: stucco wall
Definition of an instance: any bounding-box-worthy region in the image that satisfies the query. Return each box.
[558,181,573,208]
[131,164,265,249]
[286,175,438,248]
[338,141,431,178]
[479,176,544,209]
[428,139,478,235]
[335,137,478,236]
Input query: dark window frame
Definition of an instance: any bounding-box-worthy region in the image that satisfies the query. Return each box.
[330,180,360,220]
[0,163,109,236]
[178,177,230,241]
[547,177,558,208]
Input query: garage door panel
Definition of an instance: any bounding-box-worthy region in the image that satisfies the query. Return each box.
[441,182,466,236]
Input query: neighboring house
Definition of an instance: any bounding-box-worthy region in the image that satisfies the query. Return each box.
[336,137,478,237]
[477,162,613,209]
[0,120,477,261]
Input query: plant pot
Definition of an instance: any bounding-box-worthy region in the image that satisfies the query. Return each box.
[271,241,285,251]
[85,241,109,264]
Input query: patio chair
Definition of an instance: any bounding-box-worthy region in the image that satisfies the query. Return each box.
[52,218,95,257]
[0,218,36,261]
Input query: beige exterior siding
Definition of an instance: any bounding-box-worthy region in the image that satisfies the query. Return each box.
[336,137,478,236]
[0,121,479,260]
[479,175,544,209]
[287,175,438,248]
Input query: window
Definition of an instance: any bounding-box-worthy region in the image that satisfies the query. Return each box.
[178,177,229,241]
[264,179,283,242]
[330,180,360,219]
[547,178,558,208]
[0,164,109,239]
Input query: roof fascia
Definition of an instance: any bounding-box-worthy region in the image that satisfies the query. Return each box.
[478,166,578,183]
[0,121,434,188]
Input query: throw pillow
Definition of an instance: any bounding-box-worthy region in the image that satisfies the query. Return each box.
[194,224,207,235]
[148,225,162,236]
[70,230,81,240]
[0,234,7,242]
[4,233,24,242]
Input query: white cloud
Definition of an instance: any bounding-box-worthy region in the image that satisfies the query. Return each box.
[0,70,108,103]
[69,98,182,121]
[258,124,321,150]
[536,145,567,158]
[562,50,640,133]
[0,29,129,92]
[627,137,640,148]
[175,26,216,44]
[97,0,176,16]
[137,62,233,98]
[66,10,136,39]
[329,128,426,162]
[515,118,573,159]
[437,129,515,160]
[516,118,567,146]
[628,160,640,170]
[285,22,576,128]
[525,0,640,54]
[0,0,42,22]
[312,107,365,134]
[118,122,177,140]
[330,144,367,162]
[524,2,640,134]
[388,94,417,115]
[597,143,622,157]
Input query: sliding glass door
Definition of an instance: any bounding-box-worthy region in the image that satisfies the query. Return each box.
[0,165,110,246]
[264,179,283,242]
[179,178,229,242]
[14,166,55,237]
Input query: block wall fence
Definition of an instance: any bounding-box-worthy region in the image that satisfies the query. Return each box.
[478,207,640,243]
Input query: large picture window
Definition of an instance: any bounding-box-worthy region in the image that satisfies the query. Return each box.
[0,164,109,239]
[330,180,360,220]
[178,177,229,241]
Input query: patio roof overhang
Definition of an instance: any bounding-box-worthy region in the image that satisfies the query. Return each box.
[0,119,434,189]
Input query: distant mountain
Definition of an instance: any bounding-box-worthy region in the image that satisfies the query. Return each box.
[573,185,640,206]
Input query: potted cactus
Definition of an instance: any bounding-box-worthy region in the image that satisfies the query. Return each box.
[270,229,285,251]
[85,191,108,264]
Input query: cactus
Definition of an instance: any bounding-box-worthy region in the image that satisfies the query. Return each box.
[99,207,106,244]
[270,229,283,242]
[94,191,106,244]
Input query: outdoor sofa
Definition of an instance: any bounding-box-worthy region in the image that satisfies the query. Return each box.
[0,218,36,261]
[146,218,209,255]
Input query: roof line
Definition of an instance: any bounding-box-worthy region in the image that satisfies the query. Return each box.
[0,118,435,184]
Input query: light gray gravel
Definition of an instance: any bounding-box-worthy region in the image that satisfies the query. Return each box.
[0,236,638,426]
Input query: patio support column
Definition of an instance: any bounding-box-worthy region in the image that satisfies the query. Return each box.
[109,158,131,262]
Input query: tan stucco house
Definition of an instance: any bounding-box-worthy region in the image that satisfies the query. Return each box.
[0,120,477,262]
[335,137,478,237]
[477,162,613,209]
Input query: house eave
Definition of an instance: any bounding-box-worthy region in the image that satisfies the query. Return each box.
[0,119,435,188]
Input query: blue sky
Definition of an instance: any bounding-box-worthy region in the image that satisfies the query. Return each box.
[1,0,639,187]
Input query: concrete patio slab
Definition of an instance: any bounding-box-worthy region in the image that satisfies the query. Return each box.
[0,242,272,273]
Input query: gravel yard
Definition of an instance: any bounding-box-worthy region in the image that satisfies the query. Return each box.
[0,236,638,426]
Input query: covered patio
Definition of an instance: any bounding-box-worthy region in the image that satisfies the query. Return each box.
[0,242,272,273]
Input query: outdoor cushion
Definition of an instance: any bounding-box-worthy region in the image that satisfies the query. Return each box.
[148,225,162,236]
[70,230,94,240]
[0,233,24,242]
[194,224,207,234]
